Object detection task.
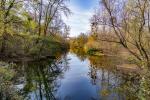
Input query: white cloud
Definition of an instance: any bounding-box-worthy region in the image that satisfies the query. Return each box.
[62,3,96,37]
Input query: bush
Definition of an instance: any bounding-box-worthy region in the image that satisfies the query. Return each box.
[87,48,104,56]
[0,33,69,58]
[0,62,23,100]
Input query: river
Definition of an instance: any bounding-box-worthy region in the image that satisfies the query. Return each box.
[10,52,139,100]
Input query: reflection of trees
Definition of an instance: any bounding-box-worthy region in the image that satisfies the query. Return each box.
[23,60,59,100]
[88,55,139,99]
[13,53,68,100]
[90,64,97,85]
[70,48,87,61]
[88,56,121,70]
[61,53,70,72]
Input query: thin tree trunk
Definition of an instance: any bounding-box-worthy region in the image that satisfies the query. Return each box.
[1,26,7,53]
[38,0,43,36]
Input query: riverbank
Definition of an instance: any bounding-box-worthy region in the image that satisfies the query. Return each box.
[70,44,144,74]
[0,33,69,61]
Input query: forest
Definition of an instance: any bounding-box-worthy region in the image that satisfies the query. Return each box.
[0,0,150,100]
[0,0,70,59]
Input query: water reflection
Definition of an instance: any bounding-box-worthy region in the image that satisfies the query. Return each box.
[71,51,139,100]
[70,48,87,61]
[13,53,68,100]
[3,52,142,100]
[88,56,139,100]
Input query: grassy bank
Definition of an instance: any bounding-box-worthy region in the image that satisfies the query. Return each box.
[0,33,69,60]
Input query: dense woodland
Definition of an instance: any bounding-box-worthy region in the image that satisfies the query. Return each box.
[0,0,70,58]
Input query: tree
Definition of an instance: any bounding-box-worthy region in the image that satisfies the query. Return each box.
[43,0,71,36]
[27,0,71,36]
[0,0,23,53]
[0,0,70,54]
[63,24,70,38]
[99,0,150,68]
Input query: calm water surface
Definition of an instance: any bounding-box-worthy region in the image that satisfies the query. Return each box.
[14,52,137,100]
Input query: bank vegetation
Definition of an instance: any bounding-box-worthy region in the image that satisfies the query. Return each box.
[0,0,70,59]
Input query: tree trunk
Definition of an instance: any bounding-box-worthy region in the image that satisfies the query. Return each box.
[1,23,7,54]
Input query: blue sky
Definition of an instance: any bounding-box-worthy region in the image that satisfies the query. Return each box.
[62,0,99,37]
[71,0,97,10]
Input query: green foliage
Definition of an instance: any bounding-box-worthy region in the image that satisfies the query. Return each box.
[138,72,150,99]
[0,33,69,58]
[0,0,70,57]
[87,48,104,56]
[0,62,23,100]
[70,33,88,49]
